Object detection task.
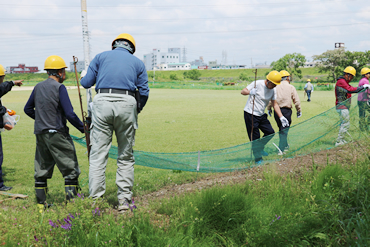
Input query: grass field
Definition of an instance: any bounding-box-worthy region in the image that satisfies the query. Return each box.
[1,87,369,246]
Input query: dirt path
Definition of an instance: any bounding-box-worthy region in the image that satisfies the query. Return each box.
[135,144,359,208]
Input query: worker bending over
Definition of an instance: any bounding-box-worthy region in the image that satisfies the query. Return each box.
[241,71,289,164]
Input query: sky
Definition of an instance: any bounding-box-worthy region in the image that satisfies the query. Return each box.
[1,0,370,71]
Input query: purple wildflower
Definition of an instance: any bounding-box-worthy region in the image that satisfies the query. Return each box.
[69,213,75,219]
[48,219,58,228]
[60,222,72,231]
[277,216,281,220]
[34,236,39,242]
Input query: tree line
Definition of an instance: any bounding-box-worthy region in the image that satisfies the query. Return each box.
[271,48,370,82]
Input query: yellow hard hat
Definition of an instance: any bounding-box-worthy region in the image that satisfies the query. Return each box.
[307,79,311,82]
[266,70,282,85]
[0,64,6,76]
[44,55,67,70]
[343,66,356,76]
[112,33,136,53]
[361,67,370,75]
[280,70,290,77]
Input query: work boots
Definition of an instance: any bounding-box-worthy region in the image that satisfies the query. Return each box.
[65,179,79,201]
[35,179,47,212]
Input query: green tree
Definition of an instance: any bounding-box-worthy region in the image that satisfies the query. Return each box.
[183,69,201,80]
[239,72,248,81]
[271,53,306,80]
[312,48,347,83]
[313,48,370,83]
[169,73,179,80]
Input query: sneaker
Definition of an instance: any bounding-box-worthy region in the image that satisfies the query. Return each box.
[0,185,12,191]
[118,198,130,213]
[255,159,263,165]
[335,141,347,147]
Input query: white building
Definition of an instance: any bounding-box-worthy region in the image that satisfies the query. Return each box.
[143,48,181,71]
[156,63,191,71]
[70,61,85,72]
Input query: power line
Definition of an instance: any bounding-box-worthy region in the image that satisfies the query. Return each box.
[1,21,369,37]
[0,10,359,23]
[0,0,362,9]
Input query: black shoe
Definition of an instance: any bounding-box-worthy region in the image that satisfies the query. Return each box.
[0,185,12,191]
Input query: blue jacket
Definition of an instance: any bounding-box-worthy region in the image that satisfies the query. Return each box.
[80,47,149,97]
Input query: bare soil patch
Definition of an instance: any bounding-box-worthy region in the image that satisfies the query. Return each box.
[136,144,362,208]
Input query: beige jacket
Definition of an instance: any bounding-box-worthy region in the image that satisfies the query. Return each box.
[267,80,301,112]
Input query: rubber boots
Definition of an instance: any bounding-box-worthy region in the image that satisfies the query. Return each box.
[65,179,79,201]
[35,179,47,212]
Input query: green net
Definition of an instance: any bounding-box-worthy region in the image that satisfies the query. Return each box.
[72,92,369,173]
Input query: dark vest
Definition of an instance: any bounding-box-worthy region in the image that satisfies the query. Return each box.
[34,78,68,134]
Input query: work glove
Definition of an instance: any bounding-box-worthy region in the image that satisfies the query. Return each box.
[249,88,257,96]
[80,70,87,80]
[363,84,370,89]
[280,116,289,127]
[297,111,302,118]
[268,109,272,117]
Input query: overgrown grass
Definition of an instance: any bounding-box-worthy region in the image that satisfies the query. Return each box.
[1,153,369,246]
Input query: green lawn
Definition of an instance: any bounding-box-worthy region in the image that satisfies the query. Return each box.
[1,88,336,199]
[1,87,369,246]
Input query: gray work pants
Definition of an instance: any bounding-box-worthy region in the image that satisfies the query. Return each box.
[89,93,137,201]
[336,109,350,144]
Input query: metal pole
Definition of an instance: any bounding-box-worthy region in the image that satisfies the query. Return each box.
[250,69,257,160]
[81,0,92,118]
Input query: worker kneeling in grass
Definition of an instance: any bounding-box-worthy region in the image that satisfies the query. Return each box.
[0,64,23,191]
[24,56,85,211]
[267,70,301,154]
[241,70,289,164]
[335,66,370,146]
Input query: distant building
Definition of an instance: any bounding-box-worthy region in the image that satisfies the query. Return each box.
[209,60,218,67]
[6,64,39,74]
[156,63,191,71]
[253,63,271,69]
[143,48,181,71]
[198,65,208,70]
[211,65,247,70]
[304,61,318,68]
[70,61,85,72]
[190,56,207,67]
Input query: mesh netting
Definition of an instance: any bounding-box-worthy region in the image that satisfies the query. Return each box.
[72,92,369,173]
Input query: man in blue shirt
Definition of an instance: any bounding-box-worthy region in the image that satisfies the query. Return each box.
[80,33,149,213]
[24,55,84,211]
[304,79,314,102]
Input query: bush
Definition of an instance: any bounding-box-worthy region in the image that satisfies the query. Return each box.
[239,72,248,81]
[169,73,178,80]
[183,70,201,80]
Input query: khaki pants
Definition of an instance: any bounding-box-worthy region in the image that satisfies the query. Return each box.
[89,93,137,201]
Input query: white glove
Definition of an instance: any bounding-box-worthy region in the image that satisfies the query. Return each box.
[80,69,87,79]
[363,84,370,89]
[268,109,272,117]
[249,88,257,96]
[280,116,290,127]
[297,111,302,118]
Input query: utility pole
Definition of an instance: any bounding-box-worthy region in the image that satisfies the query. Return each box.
[81,0,92,118]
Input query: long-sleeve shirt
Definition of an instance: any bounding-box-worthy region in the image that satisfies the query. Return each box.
[358,77,369,102]
[267,80,301,112]
[0,81,15,128]
[335,77,363,110]
[24,84,84,133]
